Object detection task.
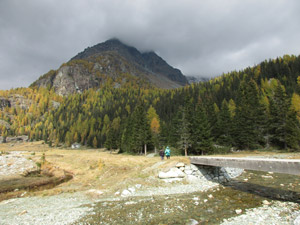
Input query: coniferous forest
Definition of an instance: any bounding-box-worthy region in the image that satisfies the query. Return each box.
[1,55,300,155]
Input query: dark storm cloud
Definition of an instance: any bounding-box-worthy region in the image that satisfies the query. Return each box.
[0,0,300,89]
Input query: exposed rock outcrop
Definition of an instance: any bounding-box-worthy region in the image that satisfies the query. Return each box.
[31,39,189,95]
[0,120,10,129]
[0,97,10,109]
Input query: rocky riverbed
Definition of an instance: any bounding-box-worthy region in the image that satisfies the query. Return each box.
[221,201,300,225]
[0,151,299,225]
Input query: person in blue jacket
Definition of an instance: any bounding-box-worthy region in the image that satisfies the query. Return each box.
[165,146,171,159]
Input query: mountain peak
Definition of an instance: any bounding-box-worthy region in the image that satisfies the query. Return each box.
[32,39,188,95]
[71,38,139,61]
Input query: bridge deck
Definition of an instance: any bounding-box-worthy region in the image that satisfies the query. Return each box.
[190,156,300,175]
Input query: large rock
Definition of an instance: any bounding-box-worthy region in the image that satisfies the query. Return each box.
[176,162,185,168]
[184,169,193,175]
[121,189,131,197]
[158,167,185,179]
[0,97,10,109]
[0,120,10,129]
[186,175,199,183]
[8,95,32,110]
[294,215,300,225]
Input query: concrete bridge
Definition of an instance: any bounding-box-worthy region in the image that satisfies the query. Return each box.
[190,156,300,175]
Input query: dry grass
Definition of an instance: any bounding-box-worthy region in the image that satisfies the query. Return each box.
[0,140,49,152]
[0,141,189,197]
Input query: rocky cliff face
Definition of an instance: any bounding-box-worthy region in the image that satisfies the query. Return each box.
[31,39,188,95]
[0,97,10,109]
[186,76,209,84]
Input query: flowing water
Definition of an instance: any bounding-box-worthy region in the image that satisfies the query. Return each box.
[77,171,300,225]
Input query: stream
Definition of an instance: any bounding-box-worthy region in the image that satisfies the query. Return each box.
[77,171,300,225]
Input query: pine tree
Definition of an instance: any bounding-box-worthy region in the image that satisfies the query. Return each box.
[233,79,264,149]
[121,103,151,155]
[176,107,191,156]
[216,99,233,146]
[285,110,300,150]
[190,106,213,155]
[269,84,300,149]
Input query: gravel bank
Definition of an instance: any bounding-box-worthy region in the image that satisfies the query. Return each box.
[0,175,221,225]
[120,177,219,198]
[0,151,36,178]
[0,193,94,225]
[221,201,300,225]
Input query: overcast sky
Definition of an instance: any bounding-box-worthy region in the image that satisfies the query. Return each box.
[0,0,300,90]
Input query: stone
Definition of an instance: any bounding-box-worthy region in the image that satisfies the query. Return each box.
[159,167,186,179]
[261,175,273,179]
[185,169,193,175]
[135,184,142,189]
[176,162,185,168]
[235,209,242,214]
[200,170,207,175]
[170,167,186,177]
[0,97,11,109]
[186,175,199,183]
[208,194,213,198]
[190,164,199,171]
[180,167,185,171]
[218,176,225,181]
[162,178,183,183]
[125,201,136,205]
[159,171,178,179]
[187,219,199,225]
[128,187,136,193]
[87,189,104,196]
[294,215,300,225]
[262,200,271,205]
[185,165,191,170]
[121,190,131,197]
[71,143,81,149]
[0,119,10,130]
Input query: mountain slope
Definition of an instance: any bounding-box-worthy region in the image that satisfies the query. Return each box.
[31,39,188,95]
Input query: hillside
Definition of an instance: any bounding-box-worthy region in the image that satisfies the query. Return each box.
[31,39,188,95]
[1,54,300,154]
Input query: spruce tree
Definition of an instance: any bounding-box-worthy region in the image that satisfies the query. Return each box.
[269,84,300,149]
[176,107,192,156]
[190,106,213,155]
[216,99,233,146]
[233,79,264,149]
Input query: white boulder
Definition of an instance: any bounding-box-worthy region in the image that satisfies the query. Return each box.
[176,162,185,167]
[121,189,131,197]
[158,167,186,179]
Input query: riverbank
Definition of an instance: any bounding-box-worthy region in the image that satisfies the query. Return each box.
[221,201,300,225]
